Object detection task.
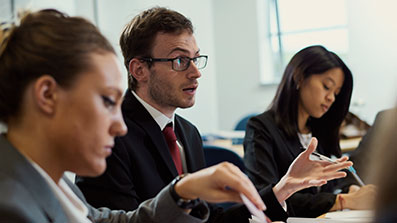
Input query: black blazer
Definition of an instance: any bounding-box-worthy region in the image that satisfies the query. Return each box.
[244,110,340,218]
[76,90,206,210]
[76,91,289,222]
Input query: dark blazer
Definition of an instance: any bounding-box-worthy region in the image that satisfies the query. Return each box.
[76,90,206,210]
[0,134,209,223]
[76,91,288,222]
[244,110,340,218]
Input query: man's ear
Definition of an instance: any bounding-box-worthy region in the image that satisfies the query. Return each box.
[129,58,149,82]
[33,75,59,115]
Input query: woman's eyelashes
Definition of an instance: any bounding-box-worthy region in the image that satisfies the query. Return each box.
[323,83,341,97]
[101,95,116,108]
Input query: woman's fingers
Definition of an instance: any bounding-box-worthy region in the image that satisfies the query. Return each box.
[301,137,318,158]
[306,179,327,187]
[336,156,349,162]
[323,161,353,172]
[349,185,361,193]
[321,171,348,181]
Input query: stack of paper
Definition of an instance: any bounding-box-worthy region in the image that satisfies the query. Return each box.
[287,210,373,223]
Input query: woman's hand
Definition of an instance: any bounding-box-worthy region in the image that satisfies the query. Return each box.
[273,137,353,203]
[174,162,266,211]
[343,184,376,210]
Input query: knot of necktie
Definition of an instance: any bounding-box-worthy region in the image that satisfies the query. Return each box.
[163,123,177,142]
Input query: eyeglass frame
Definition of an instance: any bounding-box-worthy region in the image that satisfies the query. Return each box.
[139,55,208,71]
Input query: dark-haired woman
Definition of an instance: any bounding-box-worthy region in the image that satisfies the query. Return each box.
[244,45,376,217]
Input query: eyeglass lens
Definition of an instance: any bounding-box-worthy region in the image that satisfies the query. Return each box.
[173,56,207,71]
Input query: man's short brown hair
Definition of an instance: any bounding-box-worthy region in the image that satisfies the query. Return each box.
[119,7,193,91]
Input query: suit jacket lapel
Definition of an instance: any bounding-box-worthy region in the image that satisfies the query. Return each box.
[0,135,67,222]
[122,91,179,177]
[272,125,302,159]
[286,135,303,158]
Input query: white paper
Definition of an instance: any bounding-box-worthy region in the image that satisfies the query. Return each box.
[249,215,266,223]
[324,210,373,219]
[240,193,267,222]
[287,210,374,223]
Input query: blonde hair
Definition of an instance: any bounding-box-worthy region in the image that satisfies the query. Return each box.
[0,23,15,57]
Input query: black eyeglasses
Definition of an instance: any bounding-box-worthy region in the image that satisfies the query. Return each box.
[141,55,208,71]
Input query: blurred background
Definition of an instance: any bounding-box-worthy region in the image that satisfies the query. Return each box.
[1,0,396,135]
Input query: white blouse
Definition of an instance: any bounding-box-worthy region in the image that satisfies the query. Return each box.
[298,132,312,149]
[30,161,91,223]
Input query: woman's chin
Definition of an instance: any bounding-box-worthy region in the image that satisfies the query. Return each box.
[311,111,327,119]
[75,163,106,177]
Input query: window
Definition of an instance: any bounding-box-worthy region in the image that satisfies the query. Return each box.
[264,0,349,84]
[0,0,13,21]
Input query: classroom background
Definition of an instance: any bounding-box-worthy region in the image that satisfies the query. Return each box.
[1,0,396,135]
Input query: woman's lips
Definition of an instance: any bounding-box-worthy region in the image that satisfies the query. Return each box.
[321,104,329,112]
[104,145,114,156]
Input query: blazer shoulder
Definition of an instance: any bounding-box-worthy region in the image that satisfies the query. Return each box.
[247,110,279,132]
[245,110,291,149]
[0,173,47,222]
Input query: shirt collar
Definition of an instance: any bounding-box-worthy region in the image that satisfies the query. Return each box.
[131,90,175,130]
[28,160,90,223]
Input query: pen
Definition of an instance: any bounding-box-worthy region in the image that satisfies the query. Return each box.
[310,151,365,186]
[346,165,365,187]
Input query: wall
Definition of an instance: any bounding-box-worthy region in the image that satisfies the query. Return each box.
[213,0,279,131]
[346,0,397,122]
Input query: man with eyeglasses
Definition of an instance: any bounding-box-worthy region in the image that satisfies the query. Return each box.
[75,7,347,223]
[76,6,214,214]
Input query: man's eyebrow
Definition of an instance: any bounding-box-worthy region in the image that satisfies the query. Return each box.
[167,48,201,56]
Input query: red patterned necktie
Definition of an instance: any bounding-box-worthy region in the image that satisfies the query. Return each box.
[162,123,183,175]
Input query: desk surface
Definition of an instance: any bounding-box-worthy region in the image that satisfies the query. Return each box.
[204,137,362,158]
[340,137,362,152]
[204,139,244,157]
